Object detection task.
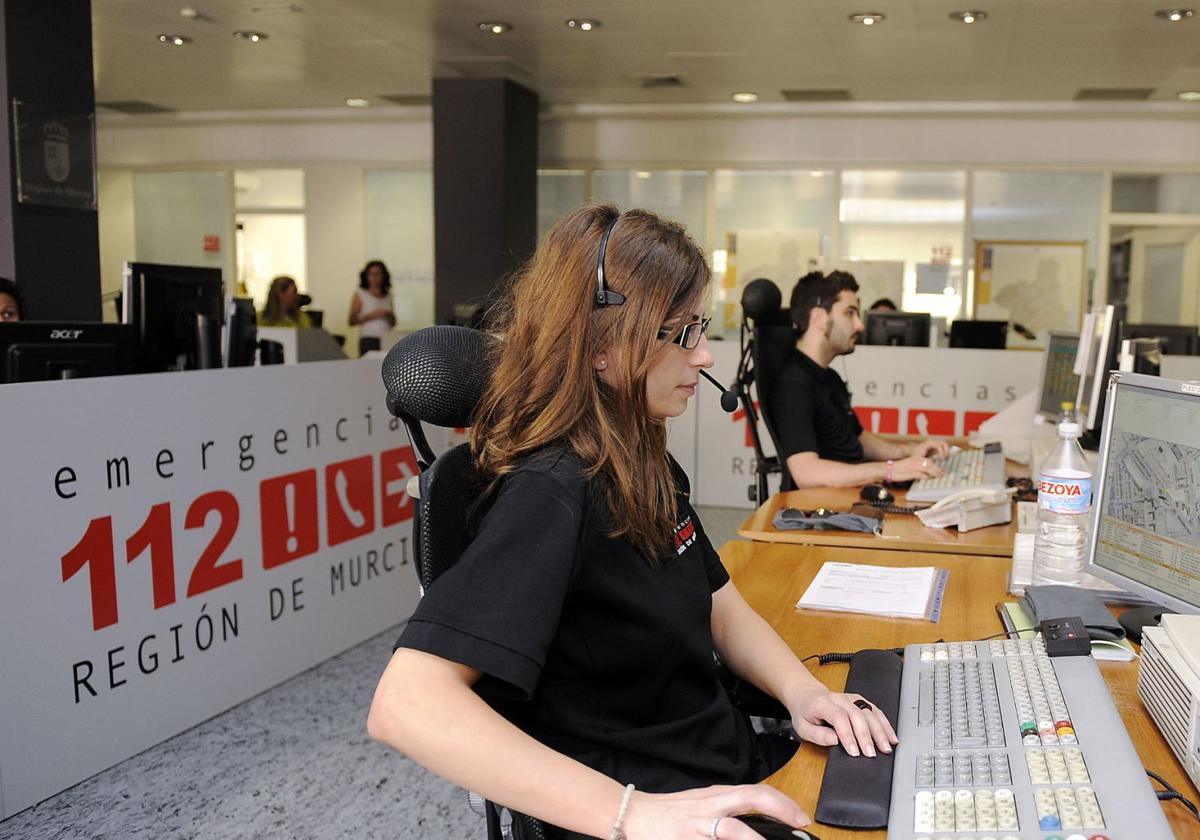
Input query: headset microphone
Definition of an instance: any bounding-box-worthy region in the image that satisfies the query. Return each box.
[699,369,739,413]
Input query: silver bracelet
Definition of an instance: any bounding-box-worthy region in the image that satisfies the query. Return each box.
[608,782,636,840]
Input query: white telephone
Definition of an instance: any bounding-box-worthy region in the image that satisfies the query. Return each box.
[916,487,1016,531]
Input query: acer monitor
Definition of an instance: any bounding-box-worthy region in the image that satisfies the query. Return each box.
[0,322,137,384]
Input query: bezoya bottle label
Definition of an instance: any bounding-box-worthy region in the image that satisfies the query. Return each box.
[1037,474,1093,514]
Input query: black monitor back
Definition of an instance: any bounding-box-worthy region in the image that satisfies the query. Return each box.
[864,312,931,347]
[1119,322,1200,356]
[225,297,258,367]
[950,319,1007,349]
[0,322,137,384]
[124,262,224,372]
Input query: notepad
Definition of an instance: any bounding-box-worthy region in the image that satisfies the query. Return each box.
[796,562,949,622]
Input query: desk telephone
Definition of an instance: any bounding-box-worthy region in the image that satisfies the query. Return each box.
[914,486,1015,532]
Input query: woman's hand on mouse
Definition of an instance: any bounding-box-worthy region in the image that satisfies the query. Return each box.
[621,783,809,840]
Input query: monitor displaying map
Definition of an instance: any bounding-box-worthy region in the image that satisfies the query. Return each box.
[1087,374,1200,614]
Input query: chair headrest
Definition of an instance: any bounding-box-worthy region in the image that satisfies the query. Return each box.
[382,326,495,428]
[741,278,783,323]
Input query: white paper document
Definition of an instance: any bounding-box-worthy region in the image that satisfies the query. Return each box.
[796,562,946,621]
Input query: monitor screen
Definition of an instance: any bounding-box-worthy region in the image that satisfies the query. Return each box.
[123,262,224,372]
[1037,332,1081,419]
[863,312,931,347]
[0,322,137,385]
[949,319,1007,349]
[1085,373,1200,615]
[1119,322,1200,356]
[1075,305,1121,434]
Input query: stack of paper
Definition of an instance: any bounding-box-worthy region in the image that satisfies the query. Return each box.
[797,562,948,622]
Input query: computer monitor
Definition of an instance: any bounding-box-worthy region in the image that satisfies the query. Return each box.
[0,322,137,384]
[224,297,258,367]
[863,312,931,347]
[1037,332,1081,420]
[123,262,224,372]
[1085,372,1200,616]
[949,319,1007,349]
[1075,304,1122,443]
[1119,322,1200,356]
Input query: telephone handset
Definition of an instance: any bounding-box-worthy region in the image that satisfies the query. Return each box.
[927,487,1013,512]
[916,486,1015,531]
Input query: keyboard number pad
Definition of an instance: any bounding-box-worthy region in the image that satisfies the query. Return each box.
[914,749,1011,787]
[1033,785,1105,831]
[913,787,1018,833]
[1006,654,1075,747]
[1026,746,1090,784]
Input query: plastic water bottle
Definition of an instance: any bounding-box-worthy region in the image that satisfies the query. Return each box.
[1031,410,1093,586]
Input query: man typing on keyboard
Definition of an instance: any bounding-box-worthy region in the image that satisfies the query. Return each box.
[773,271,950,488]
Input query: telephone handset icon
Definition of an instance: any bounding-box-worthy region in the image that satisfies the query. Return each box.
[334,469,367,528]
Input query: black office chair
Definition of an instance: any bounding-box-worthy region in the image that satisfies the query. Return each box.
[382,325,547,840]
[733,279,798,505]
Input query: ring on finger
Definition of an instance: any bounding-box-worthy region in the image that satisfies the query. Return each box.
[710,816,722,840]
[921,458,929,467]
[854,698,874,711]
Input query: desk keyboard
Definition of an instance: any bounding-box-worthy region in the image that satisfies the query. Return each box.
[907,443,1006,503]
[887,639,1172,839]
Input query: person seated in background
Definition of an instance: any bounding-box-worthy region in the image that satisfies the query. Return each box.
[868,297,898,313]
[368,205,896,840]
[773,271,949,488]
[259,275,313,328]
[0,277,23,321]
[349,259,396,356]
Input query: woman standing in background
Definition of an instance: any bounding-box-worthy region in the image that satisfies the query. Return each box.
[349,260,396,355]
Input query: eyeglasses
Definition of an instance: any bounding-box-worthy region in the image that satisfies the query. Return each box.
[594,216,626,307]
[657,316,711,350]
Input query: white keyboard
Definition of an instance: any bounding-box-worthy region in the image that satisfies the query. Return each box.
[907,443,1007,503]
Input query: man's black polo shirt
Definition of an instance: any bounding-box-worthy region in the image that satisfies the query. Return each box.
[771,347,865,464]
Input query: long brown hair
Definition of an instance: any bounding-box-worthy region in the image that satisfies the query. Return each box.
[472,203,710,559]
[262,275,298,323]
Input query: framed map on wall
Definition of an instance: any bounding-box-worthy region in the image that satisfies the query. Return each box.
[973,240,1087,345]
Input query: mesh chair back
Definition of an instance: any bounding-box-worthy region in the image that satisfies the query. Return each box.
[382,325,494,429]
[416,443,479,589]
[751,323,798,491]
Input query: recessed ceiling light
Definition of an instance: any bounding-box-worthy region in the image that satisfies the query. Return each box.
[732,92,759,103]
[1155,8,1195,21]
[157,34,192,46]
[345,98,371,108]
[950,10,987,24]
[849,12,886,25]
[1179,90,1200,101]
[233,30,268,42]
[635,171,653,180]
[566,18,601,31]
[478,21,513,34]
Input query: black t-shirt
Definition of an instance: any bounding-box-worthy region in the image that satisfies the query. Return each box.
[396,447,765,799]
[772,347,865,464]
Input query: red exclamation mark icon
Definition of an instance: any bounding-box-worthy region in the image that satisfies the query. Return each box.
[260,469,320,569]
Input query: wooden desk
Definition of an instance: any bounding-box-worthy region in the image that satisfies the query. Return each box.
[721,540,1199,839]
[737,486,1018,556]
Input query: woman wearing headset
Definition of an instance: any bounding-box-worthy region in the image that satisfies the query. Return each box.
[368,205,895,840]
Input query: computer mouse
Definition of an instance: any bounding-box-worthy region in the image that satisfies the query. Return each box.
[733,815,820,840]
[860,483,894,504]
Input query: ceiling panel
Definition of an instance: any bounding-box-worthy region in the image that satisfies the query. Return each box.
[90,0,1200,112]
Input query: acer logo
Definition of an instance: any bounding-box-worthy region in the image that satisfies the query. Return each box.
[49,329,84,340]
[1039,481,1083,496]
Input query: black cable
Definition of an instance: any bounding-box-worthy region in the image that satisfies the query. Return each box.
[976,628,1039,641]
[1146,769,1200,821]
[805,648,905,666]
